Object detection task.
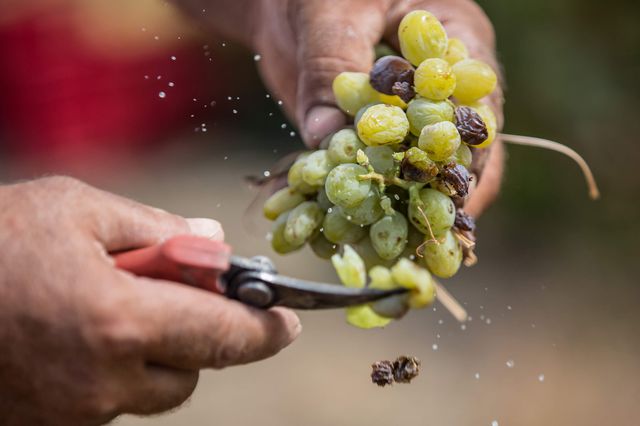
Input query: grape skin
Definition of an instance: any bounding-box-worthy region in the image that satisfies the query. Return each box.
[263,187,305,221]
[414,58,457,101]
[408,187,456,235]
[288,156,318,195]
[302,150,334,187]
[309,233,337,259]
[452,143,473,168]
[398,10,448,66]
[324,163,371,209]
[339,188,384,225]
[444,38,468,65]
[370,212,409,260]
[466,102,497,148]
[422,229,462,278]
[357,104,409,146]
[406,98,455,136]
[418,121,461,161]
[390,258,435,308]
[283,201,324,246]
[364,146,395,175]
[452,59,497,103]
[327,129,366,164]
[332,72,379,115]
[323,207,366,244]
[271,212,304,254]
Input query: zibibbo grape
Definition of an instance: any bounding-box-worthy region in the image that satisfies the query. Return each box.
[324,163,371,209]
[418,121,461,161]
[452,59,497,103]
[408,187,455,235]
[401,147,439,183]
[323,207,367,244]
[332,72,378,115]
[422,229,462,278]
[398,10,448,66]
[302,149,334,187]
[263,187,304,220]
[357,104,409,146]
[444,38,468,65]
[414,58,456,101]
[309,233,337,259]
[406,98,454,136]
[339,188,384,225]
[284,201,324,246]
[288,155,317,195]
[327,129,366,164]
[370,212,409,260]
[364,146,395,175]
[271,212,303,254]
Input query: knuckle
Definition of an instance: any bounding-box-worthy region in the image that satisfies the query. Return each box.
[89,305,145,359]
[39,175,85,192]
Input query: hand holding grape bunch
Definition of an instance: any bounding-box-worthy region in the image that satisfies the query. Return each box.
[263,8,501,328]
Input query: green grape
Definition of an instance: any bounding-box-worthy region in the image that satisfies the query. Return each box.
[271,212,303,254]
[351,236,394,270]
[316,187,333,211]
[452,59,497,103]
[444,38,468,65]
[466,102,497,148]
[368,266,396,290]
[332,72,378,115]
[369,266,410,319]
[284,201,324,246]
[356,104,409,146]
[324,164,371,209]
[370,212,409,260]
[406,98,454,136]
[340,188,384,225]
[408,187,455,235]
[390,258,435,308]
[288,155,317,195]
[302,149,334,187]
[400,225,427,260]
[309,233,337,259]
[418,121,461,161]
[400,147,439,183]
[331,245,366,288]
[364,146,395,175]
[414,58,456,101]
[327,129,366,164]
[346,305,392,329]
[263,187,305,220]
[398,10,448,66]
[453,143,472,168]
[323,207,367,244]
[354,102,381,128]
[422,229,462,278]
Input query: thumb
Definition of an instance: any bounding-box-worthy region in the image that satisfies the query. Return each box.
[295,0,386,146]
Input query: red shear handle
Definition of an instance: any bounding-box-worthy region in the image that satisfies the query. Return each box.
[114,235,232,292]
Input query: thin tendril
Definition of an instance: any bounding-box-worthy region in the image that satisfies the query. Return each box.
[415,205,441,257]
[499,133,600,200]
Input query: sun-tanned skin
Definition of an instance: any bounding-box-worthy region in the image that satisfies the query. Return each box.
[0,1,502,424]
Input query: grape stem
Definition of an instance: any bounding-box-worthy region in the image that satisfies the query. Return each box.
[499,133,600,200]
[357,172,413,190]
[433,280,467,322]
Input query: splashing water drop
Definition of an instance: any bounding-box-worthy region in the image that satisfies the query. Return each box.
[158,91,166,99]
[491,421,499,426]
[431,344,438,351]
[168,82,175,87]
[170,55,177,61]
[290,131,296,137]
[538,374,545,382]
[506,360,514,368]
[474,373,480,379]
[254,54,262,61]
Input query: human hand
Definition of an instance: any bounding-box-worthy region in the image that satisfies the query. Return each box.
[0,177,300,425]
[177,0,503,217]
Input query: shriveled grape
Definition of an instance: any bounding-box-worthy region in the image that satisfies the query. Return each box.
[302,150,334,187]
[414,58,456,101]
[418,121,461,161]
[406,98,455,136]
[357,104,409,146]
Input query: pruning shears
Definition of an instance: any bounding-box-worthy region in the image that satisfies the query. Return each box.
[114,235,406,310]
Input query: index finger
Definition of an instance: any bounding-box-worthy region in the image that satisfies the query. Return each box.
[126,275,301,370]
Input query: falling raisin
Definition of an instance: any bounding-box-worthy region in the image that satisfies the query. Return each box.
[439,163,471,197]
[455,106,488,146]
[371,355,421,386]
[370,56,415,102]
[392,356,421,383]
[371,360,395,387]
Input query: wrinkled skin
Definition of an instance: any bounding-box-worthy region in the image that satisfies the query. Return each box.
[0,177,300,425]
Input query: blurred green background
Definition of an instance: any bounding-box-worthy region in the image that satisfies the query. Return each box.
[1,0,639,425]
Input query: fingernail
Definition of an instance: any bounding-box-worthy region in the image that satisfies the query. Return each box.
[186,218,224,240]
[303,106,347,148]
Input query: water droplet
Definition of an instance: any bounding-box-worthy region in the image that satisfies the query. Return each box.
[431,344,438,351]
[254,54,262,61]
[141,27,147,32]
[156,75,162,80]
[438,319,444,325]
[266,232,273,241]
[158,91,166,99]
[210,101,216,107]
[221,42,226,47]
[170,55,177,61]
[491,421,499,426]
[232,109,238,114]
[281,123,287,129]
[474,373,480,380]
[263,171,271,177]
[265,94,271,98]
[506,360,514,368]
[460,324,467,330]
[486,318,492,325]
[227,96,233,101]
[538,374,545,382]
[154,35,159,40]
[168,82,175,87]
[507,305,512,310]
[277,100,283,105]
[289,131,296,137]
[224,156,228,160]
[144,75,149,80]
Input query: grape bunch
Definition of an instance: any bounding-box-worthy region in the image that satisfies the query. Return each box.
[263,10,499,328]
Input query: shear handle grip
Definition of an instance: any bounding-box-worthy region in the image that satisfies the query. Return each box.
[114,235,232,292]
